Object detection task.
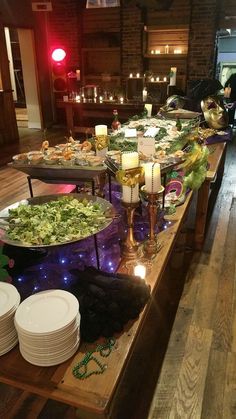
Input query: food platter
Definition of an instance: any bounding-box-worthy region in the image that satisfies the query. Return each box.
[0,194,114,248]
[8,161,106,181]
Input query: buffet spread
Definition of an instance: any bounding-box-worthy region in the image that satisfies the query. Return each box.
[0,99,231,371]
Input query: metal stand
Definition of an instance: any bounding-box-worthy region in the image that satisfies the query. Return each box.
[142,186,164,256]
[121,201,140,260]
[27,176,95,198]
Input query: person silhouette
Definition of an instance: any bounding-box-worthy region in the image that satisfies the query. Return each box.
[224,73,236,125]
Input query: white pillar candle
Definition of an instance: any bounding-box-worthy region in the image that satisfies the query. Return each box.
[134,264,146,279]
[151,77,154,82]
[95,125,108,136]
[136,73,140,78]
[163,77,167,82]
[144,162,161,193]
[142,88,147,102]
[122,185,139,203]
[155,50,161,54]
[109,96,113,101]
[120,97,124,103]
[129,73,133,78]
[122,152,139,203]
[151,50,154,54]
[169,67,177,86]
[156,76,160,82]
[144,104,152,117]
[122,152,139,170]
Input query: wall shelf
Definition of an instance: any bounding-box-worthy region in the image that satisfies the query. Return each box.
[82,47,120,52]
[144,53,187,59]
[143,25,189,92]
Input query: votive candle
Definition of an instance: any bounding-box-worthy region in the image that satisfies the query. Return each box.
[174,48,182,54]
[134,264,146,280]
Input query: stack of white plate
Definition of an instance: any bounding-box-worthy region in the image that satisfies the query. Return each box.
[0,282,21,356]
[15,289,80,366]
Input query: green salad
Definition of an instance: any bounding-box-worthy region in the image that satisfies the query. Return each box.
[6,196,108,245]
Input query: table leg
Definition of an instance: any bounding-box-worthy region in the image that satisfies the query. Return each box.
[65,106,74,135]
[194,180,211,250]
[108,173,112,203]
[27,176,34,197]
[97,172,106,198]
[93,234,100,270]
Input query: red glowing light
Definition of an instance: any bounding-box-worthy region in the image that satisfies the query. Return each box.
[51,48,66,62]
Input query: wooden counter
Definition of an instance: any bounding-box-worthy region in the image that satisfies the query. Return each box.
[0,192,192,419]
[56,100,161,135]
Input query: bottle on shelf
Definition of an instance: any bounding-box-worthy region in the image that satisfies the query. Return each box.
[111,109,121,132]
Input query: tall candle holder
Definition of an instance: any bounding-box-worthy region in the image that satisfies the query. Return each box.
[142,185,165,255]
[121,200,140,260]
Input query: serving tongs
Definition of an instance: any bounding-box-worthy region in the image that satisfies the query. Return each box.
[0,217,9,230]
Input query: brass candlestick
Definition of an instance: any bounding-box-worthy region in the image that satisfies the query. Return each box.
[121,201,140,260]
[142,185,164,255]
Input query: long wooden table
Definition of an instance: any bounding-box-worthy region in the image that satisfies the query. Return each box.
[194,142,227,250]
[0,192,193,419]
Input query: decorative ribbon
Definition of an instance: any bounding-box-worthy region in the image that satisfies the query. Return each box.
[95,135,109,151]
[116,166,144,187]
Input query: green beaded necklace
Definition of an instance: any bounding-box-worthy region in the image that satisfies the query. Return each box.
[73,338,116,380]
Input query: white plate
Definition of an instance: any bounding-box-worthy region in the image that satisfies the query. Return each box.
[20,330,80,355]
[15,312,81,339]
[15,289,79,334]
[19,340,80,366]
[0,283,20,317]
[18,319,80,347]
[0,338,18,356]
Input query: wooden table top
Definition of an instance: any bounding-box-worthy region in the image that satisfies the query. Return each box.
[0,192,192,416]
[206,142,227,181]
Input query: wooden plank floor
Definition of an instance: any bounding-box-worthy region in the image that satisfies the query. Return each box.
[0,127,235,418]
[148,132,236,419]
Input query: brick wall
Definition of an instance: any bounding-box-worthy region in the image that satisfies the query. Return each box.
[187,0,220,81]
[48,0,80,69]
[45,0,236,88]
[121,3,143,78]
